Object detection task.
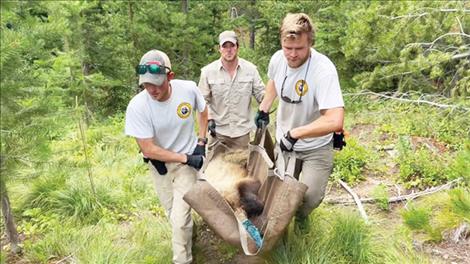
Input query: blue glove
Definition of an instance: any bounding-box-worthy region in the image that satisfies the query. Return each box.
[280,130,298,152]
[242,219,263,249]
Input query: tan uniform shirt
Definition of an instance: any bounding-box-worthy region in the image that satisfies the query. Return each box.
[198,58,265,138]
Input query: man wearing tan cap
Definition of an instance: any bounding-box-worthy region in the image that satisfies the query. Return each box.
[198,30,265,160]
[125,49,208,264]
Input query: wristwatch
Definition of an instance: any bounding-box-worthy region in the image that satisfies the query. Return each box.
[198,137,208,144]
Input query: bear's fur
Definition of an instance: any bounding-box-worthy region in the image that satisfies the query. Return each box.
[203,150,264,219]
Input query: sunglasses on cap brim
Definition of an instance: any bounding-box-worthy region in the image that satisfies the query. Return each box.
[136,62,171,75]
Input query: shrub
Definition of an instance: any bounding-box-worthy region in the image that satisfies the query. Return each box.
[395,136,450,189]
[371,184,390,211]
[401,205,442,242]
[332,137,372,184]
[449,189,470,222]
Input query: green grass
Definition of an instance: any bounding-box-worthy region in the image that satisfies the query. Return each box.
[4,96,469,262]
[23,214,172,263]
[266,207,426,264]
[400,189,470,244]
[371,184,390,211]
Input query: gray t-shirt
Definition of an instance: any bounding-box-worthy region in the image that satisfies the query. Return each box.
[125,79,206,154]
[268,48,344,151]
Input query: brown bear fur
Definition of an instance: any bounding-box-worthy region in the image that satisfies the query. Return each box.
[203,149,264,219]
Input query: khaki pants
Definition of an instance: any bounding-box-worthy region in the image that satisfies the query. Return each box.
[149,162,197,264]
[278,141,334,218]
[207,133,250,161]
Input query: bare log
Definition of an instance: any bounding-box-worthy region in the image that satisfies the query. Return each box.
[337,179,369,223]
[326,178,462,205]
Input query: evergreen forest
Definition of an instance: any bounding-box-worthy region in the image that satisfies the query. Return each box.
[1,1,469,263]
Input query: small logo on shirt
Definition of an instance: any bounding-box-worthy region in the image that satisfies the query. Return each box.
[177,102,192,119]
[295,80,309,96]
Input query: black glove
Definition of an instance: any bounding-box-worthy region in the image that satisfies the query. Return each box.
[333,132,346,150]
[185,154,204,170]
[143,158,168,175]
[255,110,269,128]
[193,144,206,157]
[208,119,216,137]
[280,131,298,152]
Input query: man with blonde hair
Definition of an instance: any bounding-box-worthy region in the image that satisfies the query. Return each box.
[125,49,208,263]
[256,13,345,230]
[199,30,265,160]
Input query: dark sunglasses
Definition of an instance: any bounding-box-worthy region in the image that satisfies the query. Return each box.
[136,63,170,75]
[280,76,303,104]
[280,54,311,104]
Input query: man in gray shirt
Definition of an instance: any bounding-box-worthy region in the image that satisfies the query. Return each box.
[198,30,265,160]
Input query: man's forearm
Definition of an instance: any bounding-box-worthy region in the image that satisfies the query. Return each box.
[136,138,187,163]
[259,79,277,113]
[198,106,209,140]
[290,107,344,139]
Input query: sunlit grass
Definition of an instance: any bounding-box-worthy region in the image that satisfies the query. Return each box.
[23,214,172,263]
[266,207,426,264]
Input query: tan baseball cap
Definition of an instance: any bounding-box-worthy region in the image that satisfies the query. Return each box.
[138,50,172,86]
[219,30,237,46]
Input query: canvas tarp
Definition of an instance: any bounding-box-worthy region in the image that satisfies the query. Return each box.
[183,127,308,255]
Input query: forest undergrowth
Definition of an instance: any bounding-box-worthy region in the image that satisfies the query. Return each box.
[1,95,469,264]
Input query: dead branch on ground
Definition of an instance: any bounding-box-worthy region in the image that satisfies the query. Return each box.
[326,178,462,205]
[337,179,369,223]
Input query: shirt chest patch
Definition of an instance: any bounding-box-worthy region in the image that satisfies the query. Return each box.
[177,102,192,119]
[295,79,309,96]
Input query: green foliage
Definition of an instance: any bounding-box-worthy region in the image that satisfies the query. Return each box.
[48,185,112,224]
[21,168,67,210]
[328,211,377,263]
[401,189,470,244]
[19,208,61,236]
[332,137,373,184]
[447,145,470,184]
[395,136,453,189]
[402,206,431,231]
[268,207,424,264]
[343,1,469,96]
[3,1,470,261]
[449,188,470,222]
[371,184,390,211]
[401,204,442,242]
[23,215,172,263]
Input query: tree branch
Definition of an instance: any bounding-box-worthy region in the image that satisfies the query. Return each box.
[343,90,470,111]
[337,179,369,223]
[379,8,470,20]
[326,178,462,205]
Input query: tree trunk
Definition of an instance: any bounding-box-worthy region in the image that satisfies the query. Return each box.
[249,0,256,50]
[182,0,189,13]
[1,183,22,254]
